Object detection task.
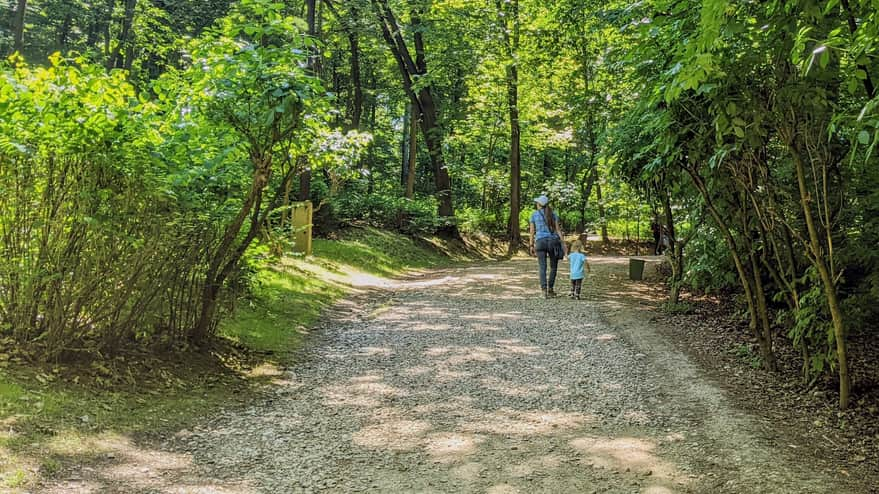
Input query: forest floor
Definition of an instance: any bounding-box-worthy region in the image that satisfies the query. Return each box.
[33,255,879,493]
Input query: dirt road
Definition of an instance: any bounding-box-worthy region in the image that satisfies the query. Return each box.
[44,257,865,493]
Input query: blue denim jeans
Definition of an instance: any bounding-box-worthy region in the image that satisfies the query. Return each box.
[536,236,560,290]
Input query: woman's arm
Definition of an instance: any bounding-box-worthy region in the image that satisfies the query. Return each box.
[529,221,536,256]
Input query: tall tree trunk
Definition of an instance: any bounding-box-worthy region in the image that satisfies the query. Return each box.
[578,166,597,232]
[299,0,319,201]
[108,0,136,70]
[741,219,776,371]
[417,88,454,223]
[662,189,683,304]
[542,152,551,183]
[507,58,521,251]
[401,103,410,189]
[11,0,27,55]
[56,13,72,51]
[496,0,521,252]
[348,10,362,129]
[367,101,376,194]
[596,179,608,244]
[103,0,115,63]
[483,127,498,210]
[370,0,457,236]
[840,0,876,97]
[406,104,418,199]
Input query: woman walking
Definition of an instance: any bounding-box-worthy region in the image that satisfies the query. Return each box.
[529,195,566,298]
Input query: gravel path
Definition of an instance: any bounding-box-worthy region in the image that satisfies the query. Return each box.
[51,257,859,493]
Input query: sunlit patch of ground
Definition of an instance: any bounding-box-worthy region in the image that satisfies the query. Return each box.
[486,483,521,494]
[37,432,255,494]
[352,419,433,451]
[494,339,542,355]
[623,409,652,425]
[436,369,474,383]
[423,432,484,463]
[478,376,551,398]
[353,346,394,357]
[462,409,595,436]
[243,362,284,378]
[321,375,408,408]
[570,435,685,483]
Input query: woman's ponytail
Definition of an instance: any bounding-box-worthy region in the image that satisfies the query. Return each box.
[545,205,557,232]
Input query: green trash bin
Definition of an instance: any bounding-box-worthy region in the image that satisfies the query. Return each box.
[629,258,646,280]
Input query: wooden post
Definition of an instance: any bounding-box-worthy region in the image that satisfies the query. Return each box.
[291,201,313,256]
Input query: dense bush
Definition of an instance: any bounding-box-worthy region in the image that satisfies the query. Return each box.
[332,193,441,235]
[0,1,326,359]
[458,207,508,236]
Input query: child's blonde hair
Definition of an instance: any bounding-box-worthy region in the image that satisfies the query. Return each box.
[570,240,584,253]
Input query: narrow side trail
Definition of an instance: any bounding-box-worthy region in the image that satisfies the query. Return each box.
[45,257,864,493]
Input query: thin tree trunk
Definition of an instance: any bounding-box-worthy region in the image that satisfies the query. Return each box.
[685,166,776,370]
[56,13,72,50]
[348,14,362,129]
[193,157,272,340]
[579,166,597,232]
[596,180,608,244]
[839,0,876,97]
[484,125,498,210]
[401,102,409,189]
[406,104,418,199]
[103,0,115,63]
[507,61,521,250]
[108,0,136,70]
[662,189,682,304]
[11,0,27,55]
[367,101,376,194]
[299,0,319,201]
[791,149,850,409]
[500,0,521,252]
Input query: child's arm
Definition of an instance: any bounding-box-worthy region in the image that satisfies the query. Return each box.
[586,260,591,273]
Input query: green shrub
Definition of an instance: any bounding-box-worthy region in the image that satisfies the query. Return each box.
[459,207,507,236]
[332,193,440,234]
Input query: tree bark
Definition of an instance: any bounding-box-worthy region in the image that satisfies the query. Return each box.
[495,0,521,252]
[193,156,272,340]
[596,179,608,244]
[661,188,683,304]
[348,10,362,129]
[406,103,418,199]
[791,149,850,409]
[108,0,136,71]
[11,0,27,55]
[56,12,72,51]
[370,0,457,236]
[685,166,776,371]
[299,0,319,201]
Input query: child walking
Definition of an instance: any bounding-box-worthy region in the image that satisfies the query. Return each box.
[567,240,591,300]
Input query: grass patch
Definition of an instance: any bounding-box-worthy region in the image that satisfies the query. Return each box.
[0,226,458,490]
[221,226,453,353]
[316,227,453,276]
